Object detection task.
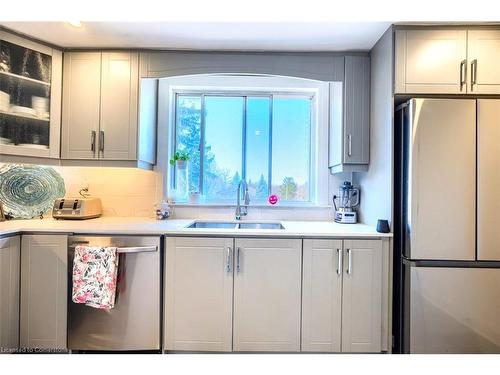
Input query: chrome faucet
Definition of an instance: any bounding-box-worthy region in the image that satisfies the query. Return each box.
[235,179,250,220]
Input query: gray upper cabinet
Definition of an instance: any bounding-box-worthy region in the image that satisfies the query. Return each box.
[395,28,500,95]
[99,52,139,160]
[62,51,140,161]
[0,30,62,159]
[0,236,20,351]
[468,30,500,94]
[20,234,67,351]
[61,52,101,159]
[395,29,467,94]
[329,55,370,173]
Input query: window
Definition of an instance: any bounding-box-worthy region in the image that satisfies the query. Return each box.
[174,93,312,203]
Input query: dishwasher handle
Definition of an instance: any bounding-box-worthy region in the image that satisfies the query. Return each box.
[116,246,157,254]
[69,243,157,253]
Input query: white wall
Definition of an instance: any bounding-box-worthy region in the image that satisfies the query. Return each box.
[357,27,394,227]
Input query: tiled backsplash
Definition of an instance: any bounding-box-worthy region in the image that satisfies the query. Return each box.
[1,164,346,220]
[52,166,161,217]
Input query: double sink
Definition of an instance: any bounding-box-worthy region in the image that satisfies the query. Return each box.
[186,221,285,230]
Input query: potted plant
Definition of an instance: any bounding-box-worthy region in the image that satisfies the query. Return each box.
[169,150,190,169]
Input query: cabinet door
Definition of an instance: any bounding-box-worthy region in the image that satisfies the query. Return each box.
[395,29,467,94]
[0,236,20,351]
[61,52,101,159]
[165,237,233,352]
[344,55,370,165]
[302,239,342,352]
[341,239,383,353]
[468,30,500,94]
[0,31,62,159]
[20,235,67,350]
[233,238,302,352]
[99,52,139,160]
[477,100,500,261]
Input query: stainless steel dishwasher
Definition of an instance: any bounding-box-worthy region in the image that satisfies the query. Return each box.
[67,236,161,351]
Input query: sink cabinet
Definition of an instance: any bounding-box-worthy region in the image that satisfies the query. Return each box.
[232,238,302,352]
[0,236,20,351]
[165,237,234,352]
[164,236,302,352]
[20,234,67,351]
[302,239,384,353]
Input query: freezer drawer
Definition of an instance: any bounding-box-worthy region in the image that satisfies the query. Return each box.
[410,266,500,353]
[67,236,161,351]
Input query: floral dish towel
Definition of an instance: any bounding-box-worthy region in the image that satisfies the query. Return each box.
[72,246,119,309]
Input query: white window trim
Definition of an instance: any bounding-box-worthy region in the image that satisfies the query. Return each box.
[157,74,330,207]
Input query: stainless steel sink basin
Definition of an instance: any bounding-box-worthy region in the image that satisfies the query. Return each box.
[186,221,238,229]
[238,223,284,230]
[185,221,284,230]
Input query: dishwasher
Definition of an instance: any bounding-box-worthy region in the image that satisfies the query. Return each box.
[67,236,161,352]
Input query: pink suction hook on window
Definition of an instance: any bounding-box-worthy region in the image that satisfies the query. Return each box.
[268,194,279,205]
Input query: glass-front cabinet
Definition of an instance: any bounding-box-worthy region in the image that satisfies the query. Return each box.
[0,31,62,158]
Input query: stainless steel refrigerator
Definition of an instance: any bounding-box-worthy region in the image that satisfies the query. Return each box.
[394,98,500,354]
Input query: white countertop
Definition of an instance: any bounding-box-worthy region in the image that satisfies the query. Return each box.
[0,216,392,238]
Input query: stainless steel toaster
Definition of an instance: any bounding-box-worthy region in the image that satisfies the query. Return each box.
[52,197,102,220]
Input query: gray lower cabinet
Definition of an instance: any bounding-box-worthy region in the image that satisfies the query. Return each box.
[341,239,383,352]
[302,238,384,353]
[165,237,302,352]
[232,238,302,352]
[165,237,234,352]
[0,236,20,352]
[301,239,343,352]
[166,236,387,353]
[20,235,67,351]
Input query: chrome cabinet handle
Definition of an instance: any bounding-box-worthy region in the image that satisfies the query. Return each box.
[459,59,466,91]
[226,247,232,273]
[90,130,96,155]
[471,59,477,91]
[347,134,352,157]
[347,248,352,275]
[236,247,241,272]
[336,248,343,275]
[99,130,104,153]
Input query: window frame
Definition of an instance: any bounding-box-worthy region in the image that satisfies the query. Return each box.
[173,91,314,203]
[158,74,330,207]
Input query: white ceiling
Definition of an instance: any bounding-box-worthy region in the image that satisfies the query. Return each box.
[0,22,391,51]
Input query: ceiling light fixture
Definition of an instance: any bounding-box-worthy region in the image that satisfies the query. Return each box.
[68,21,82,28]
